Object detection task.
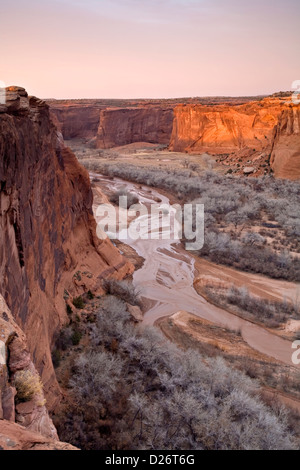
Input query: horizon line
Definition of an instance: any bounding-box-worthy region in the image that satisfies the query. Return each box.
[43,91,292,101]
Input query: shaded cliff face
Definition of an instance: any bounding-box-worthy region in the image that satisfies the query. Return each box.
[169,98,286,154]
[49,103,174,147]
[270,104,300,180]
[50,104,102,140]
[0,87,133,409]
[96,106,174,149]
[0,294,75,447]
[48,97,256,143]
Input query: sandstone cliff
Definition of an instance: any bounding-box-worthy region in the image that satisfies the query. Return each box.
[0,87,133,413]
[47,95,299,180]
[96,106,174,149]
[169,97,286,154]
[47,96,263,145]
[270,104,300,180]
[49,103,174,148]
[50,103,102,140]
[0,294,76,448]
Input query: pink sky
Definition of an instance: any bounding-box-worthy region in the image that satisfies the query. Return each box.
[1,0,300,99]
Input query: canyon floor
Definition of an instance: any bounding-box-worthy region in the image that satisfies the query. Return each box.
[66,140,222,173]
[60,140,300,432]
[67,137,277,181]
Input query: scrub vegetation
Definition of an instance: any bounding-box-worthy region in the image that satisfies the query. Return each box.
[82,160,300,282]
[56,295,296,450]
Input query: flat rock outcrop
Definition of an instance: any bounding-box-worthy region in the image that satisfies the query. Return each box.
[0,420,77,450]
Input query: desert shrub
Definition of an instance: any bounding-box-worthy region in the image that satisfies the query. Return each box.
[52,349,62,368]
[200,232,300,281]
[71,329,82,346]
[55,327,73,351]
[110,189,139,208]
[188,163,200,171]
[242,232,266,247]
[90,296,132,347]
[204,285,299,327]
[52,323,83,372]
[14,370,44,403]
[56,296,296,450]
[87,290,94,300]
[226,286,298,324]
[81,160,300,278]
[202,154,216,170]
[66,304,73,315]
[103,279,140,306]
[70,350,124,401]
[72,296,85,309]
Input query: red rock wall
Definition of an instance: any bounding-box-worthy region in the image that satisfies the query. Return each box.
[0,87,133,409]
[169,98,285,154]
[0,295,59,440]
[49,104,174,148]
[50,105,102,140]
[96,106,174,148]
[47,96,300,180]
[270,104,300,180]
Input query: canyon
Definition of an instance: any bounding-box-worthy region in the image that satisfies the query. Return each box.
[0,85,299,450]
[49,99,175,148]
[0,87,132,447]
[93,175,300,368]
[48,93,300,180]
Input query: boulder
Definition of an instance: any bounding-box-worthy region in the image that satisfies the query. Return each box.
[126,304,143,322]
[5,86,29,114]
[243,166,255,174]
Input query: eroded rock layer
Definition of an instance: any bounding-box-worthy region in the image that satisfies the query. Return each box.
[0,86,133,411]
[169,97,286,154]
[96,106,174,148]
[0,294,61,443]
[0,420,77,450]
[270,104,300,180]
[47,94,300,180]
[50,104,102,140]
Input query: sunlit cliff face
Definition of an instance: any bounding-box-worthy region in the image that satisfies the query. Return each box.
[169,98,287,153]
